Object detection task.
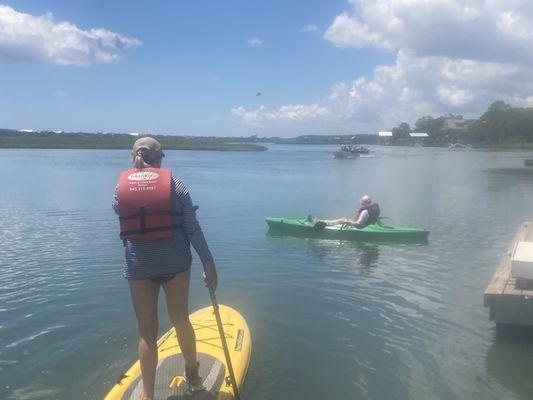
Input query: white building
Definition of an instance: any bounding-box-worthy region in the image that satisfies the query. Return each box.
[409,132,429,138]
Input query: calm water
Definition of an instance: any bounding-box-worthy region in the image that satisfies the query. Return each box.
[2,145,533,400]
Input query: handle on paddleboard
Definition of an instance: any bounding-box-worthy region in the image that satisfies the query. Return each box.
[209,288,241,400]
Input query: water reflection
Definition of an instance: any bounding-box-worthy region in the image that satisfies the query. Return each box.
[485,168,533,179]
[4,147,533,399]
[267,228,430,273]
[485,330,533,400]
[356,243,380,269]
[302,239,380,270]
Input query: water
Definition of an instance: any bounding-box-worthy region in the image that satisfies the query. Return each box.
[1,145,533,400]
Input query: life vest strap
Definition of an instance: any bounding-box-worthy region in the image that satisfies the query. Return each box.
[119,210,183,221]
[118,206,199,221]
[120,224,183,238]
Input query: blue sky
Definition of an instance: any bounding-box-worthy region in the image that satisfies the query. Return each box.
[1,1,533,136]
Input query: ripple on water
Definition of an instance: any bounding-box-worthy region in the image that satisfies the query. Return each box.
[5,325,66,349]
[5,382,62,400]
[3,148,533,400]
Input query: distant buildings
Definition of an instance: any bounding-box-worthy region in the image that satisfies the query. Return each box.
[409,132,428,138]
[378,131,393,145]
[19,129,64,134]
[378,131,429,145]
[409,132,429,145]
[380,114,476,146]
[442,115,472,132]
[441,115,475,141]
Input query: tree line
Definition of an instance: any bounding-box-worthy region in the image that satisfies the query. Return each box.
[392,101,533,145]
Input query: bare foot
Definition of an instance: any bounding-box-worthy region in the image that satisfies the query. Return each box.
[141,390,152,400]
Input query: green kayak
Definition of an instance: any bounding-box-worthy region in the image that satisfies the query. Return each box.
[266,217,429,242]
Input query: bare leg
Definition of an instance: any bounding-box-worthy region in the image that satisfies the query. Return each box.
[162,269,197,369]
[129,279,160,400]
[324,217,349,226]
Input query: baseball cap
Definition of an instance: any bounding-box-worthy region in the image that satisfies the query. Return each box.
[132,137,164,161]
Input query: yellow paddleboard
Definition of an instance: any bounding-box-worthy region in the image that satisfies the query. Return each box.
[104,305,251,400]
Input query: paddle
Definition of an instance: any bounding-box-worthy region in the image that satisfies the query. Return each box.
[209,288,240,400]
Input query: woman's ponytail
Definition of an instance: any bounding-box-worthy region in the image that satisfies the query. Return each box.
[130,137,164,169]
[132,149,152,169]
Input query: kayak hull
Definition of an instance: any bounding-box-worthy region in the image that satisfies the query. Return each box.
[104,305,251,400]
[266,217,429,243]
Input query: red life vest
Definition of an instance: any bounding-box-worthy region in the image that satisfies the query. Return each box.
[355,203,380,225]
[116,168,181,240]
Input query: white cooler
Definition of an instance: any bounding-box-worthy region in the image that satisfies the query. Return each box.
[511,241,533,280]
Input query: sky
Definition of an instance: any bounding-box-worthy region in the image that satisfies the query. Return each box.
[1,0,533,137]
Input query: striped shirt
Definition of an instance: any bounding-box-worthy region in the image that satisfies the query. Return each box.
[112,175,214,280]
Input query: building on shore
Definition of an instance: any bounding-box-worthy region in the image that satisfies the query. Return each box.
[409,132,429,145]
[441,115,475,142]
[378,131,393,145]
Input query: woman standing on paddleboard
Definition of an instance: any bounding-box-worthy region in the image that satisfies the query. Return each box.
[112,137,217,400]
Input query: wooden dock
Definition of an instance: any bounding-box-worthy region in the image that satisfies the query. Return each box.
[484,222,533,326]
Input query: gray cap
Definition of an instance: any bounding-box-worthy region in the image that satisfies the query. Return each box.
[132,137,164,161]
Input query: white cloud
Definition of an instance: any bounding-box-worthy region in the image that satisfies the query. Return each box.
[0,5,141,66]
[232,53,533,133]
[246,37,262,46]
[325,0,533,66]
[437,85,473,107]
[324,49,533,129]
[55,89,68,97]
[231,104,329,127]
[320,0,533,130]
[301,24,318,33]
[231,0,533,133]
[325,12,384,49]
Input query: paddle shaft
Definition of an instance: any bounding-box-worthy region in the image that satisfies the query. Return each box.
[209,288,240,400]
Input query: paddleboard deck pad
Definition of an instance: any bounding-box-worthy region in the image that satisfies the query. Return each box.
[104,305,251,400]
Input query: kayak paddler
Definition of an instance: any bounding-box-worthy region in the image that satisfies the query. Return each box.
[312,195,381,229]
[112,137,217,400]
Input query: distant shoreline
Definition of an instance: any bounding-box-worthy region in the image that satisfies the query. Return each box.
[2,128,533,151]
[0,132,267,152]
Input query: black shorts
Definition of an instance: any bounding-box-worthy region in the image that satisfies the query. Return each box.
[149,275,176,284]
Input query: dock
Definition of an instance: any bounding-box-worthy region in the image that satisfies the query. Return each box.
[484,222,533,327]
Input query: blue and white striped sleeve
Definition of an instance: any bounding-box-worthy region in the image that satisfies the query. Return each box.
[173,178,214,265]
[112,184,119,214]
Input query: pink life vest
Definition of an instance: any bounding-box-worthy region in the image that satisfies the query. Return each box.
[355,203,380,225]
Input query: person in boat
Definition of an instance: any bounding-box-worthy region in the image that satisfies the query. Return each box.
[112,137,217,400]
[318,195,380,229]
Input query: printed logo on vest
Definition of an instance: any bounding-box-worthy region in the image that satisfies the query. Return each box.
[128,171,159,181]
